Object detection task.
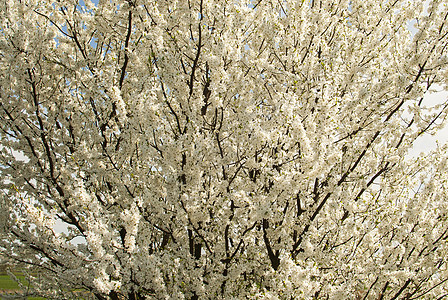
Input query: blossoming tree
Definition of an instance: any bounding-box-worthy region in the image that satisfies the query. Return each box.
[1,0,448,298]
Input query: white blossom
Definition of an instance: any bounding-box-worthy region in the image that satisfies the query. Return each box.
[1,0,448,299]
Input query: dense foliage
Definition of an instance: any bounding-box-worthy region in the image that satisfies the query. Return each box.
[1,0,448,298]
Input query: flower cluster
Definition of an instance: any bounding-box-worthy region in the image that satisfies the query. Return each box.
[1,0,448,298]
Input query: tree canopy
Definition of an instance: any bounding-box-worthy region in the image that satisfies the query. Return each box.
[1,0,448,298]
